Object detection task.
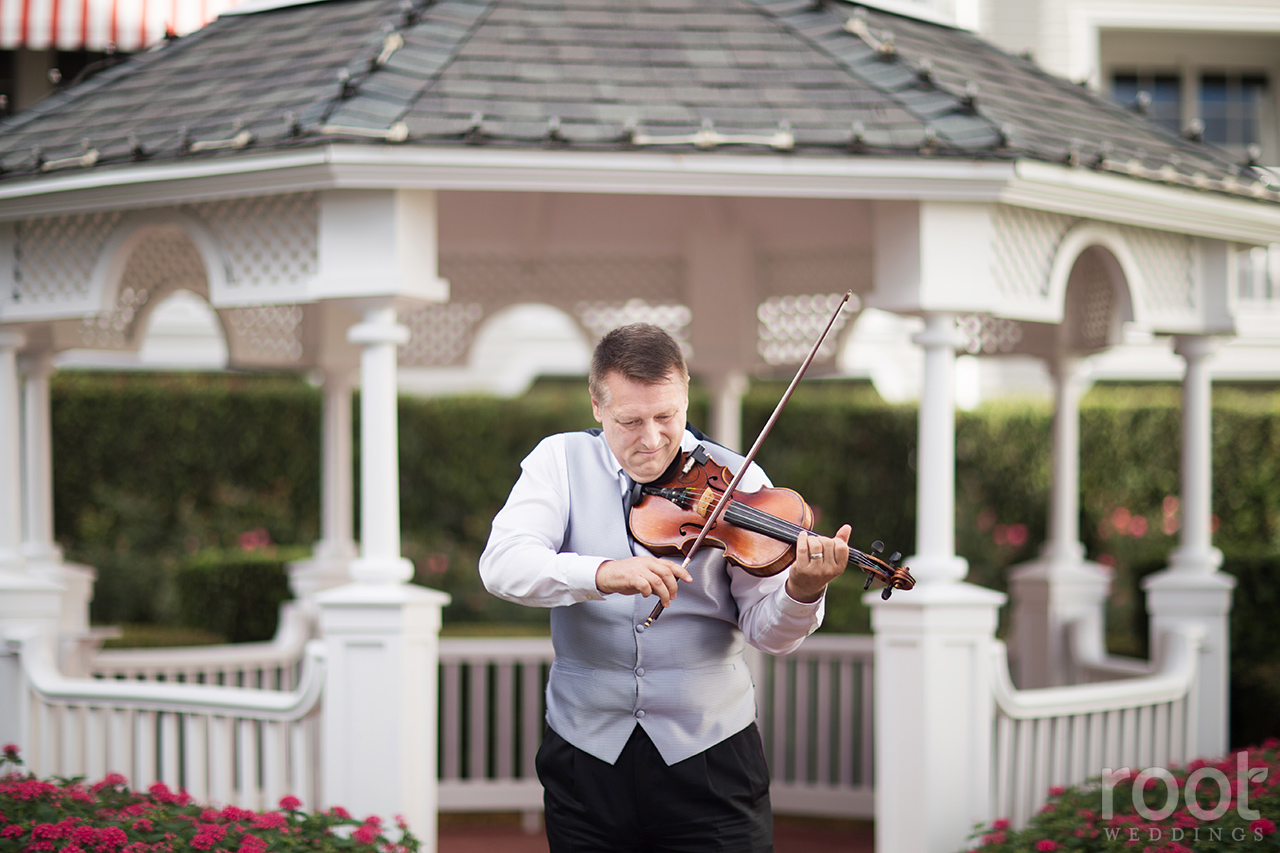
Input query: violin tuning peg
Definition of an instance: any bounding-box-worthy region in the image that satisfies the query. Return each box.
[889,551,902,566]
[862,574,874,591]
[871,540,884,555]
[881,587,893,600]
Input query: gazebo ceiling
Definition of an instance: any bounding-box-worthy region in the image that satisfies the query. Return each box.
[0,0,1276,205]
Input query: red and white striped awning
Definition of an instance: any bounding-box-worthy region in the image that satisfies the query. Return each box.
[0,0,246,52]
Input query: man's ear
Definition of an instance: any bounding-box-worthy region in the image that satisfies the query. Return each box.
[590,397,603,424]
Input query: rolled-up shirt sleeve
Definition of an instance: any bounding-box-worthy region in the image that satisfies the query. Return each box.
[479,435,607,608]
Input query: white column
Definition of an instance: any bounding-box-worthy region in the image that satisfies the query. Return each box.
[18,351,97,673]
[910,312,968,583]
[869,311,1005,853]
[19,352,61,566]
[1143,335,1234,758]
[1165,335,1223,576]
[346,305,413,585]
[0,330,62,750]
[317,301,451,847]
[289,368,359,605]
[707,369,748,453]
[0,331,28,574]
[1007,355,1109,688]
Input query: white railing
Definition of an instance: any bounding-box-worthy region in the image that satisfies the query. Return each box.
[66,629,876,820]
[990,627,1202,828]
[436,636,552,815]
[1068,619,1153,683]
[16,632,326,811]
[432,634,876,820]
[756,635,875,818]
[90,602,311,690]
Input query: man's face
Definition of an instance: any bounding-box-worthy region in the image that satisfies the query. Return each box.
[591,369,688,484]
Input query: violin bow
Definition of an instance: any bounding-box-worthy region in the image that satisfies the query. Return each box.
[639,290,852,629]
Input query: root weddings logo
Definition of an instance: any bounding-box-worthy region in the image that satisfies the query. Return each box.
[1102,751,1275,844]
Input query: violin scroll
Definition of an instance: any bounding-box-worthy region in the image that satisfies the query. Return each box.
[861,540,915,600]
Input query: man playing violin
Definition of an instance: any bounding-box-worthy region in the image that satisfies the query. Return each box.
[479,322,851,853]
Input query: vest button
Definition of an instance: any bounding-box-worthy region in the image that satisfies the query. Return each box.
[635,667,645,677]
[635,709,645,718]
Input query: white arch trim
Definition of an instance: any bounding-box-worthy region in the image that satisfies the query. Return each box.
[90,209,232,318]
[1046,222,1147,330]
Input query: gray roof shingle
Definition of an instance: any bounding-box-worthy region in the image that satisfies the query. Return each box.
[0,0,1274,202]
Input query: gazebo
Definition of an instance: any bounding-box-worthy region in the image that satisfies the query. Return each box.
[1,1,1276,850]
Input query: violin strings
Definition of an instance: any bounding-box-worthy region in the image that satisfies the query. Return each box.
[657,487,887,576]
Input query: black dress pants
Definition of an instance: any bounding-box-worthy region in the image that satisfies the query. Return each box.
[535,723,773,853]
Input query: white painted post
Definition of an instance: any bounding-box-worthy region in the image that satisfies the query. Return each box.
[0,330,62,750]
[868,312,1006,853]
[318,584,449,849]
[1008,354,1110,688]
[1143,335,1234,758]
[317,302,450,850]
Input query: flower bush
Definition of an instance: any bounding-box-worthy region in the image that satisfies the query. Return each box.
[964,740,1280,852]
[0,745,418,853]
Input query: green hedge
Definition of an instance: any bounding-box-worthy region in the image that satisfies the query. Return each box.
[175,547,304,643]
[50,372,1280,742]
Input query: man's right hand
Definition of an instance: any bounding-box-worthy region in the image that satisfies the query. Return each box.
[596,556,693,608]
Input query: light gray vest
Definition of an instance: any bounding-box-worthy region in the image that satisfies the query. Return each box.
[546,430,758,766]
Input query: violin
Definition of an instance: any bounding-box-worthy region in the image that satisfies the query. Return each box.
[627,443,915,599]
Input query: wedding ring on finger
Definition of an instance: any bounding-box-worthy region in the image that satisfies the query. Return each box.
[808,549,821,560]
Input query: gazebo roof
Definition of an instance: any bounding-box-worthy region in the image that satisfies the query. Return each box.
[1,0,1276,204]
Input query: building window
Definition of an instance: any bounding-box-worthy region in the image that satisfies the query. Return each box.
[1111,69,1268,157]
[1238,246,1275,304]
[1199,72,1267,149]
[1112,72,1182,136]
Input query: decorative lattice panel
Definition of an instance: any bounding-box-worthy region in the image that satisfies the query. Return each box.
[759,250,869,298]
[757,293,852,366]
[398,302,486,367]
[12,211,123,308]
[438,255,685,305]
[1064,248,1118,352]
[990,205,1076,304]
[194,193,318,294]
[957,314,1025,355]
[1120,225,1194,320]
[577,300,693,351]
[222,304,305,364]
[78,227,206,349]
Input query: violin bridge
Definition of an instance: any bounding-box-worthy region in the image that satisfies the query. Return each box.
[694,487,716,519]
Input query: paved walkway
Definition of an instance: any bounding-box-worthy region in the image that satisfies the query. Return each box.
[438,814,874,852]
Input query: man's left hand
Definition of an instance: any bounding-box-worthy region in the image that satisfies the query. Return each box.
[787,525,852,603]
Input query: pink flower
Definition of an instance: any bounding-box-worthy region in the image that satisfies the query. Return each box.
[1,744,19,758]
[98,825,128,848]
[1035,841,1059,852]
[237,834,267,853]
[1253,817,1277,835]
[328,806,351,819]
[220,805,253,822]
[352,823,379,845]
[278,795,302,811]
[990,818,1010,831]
[251,812,287,831]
